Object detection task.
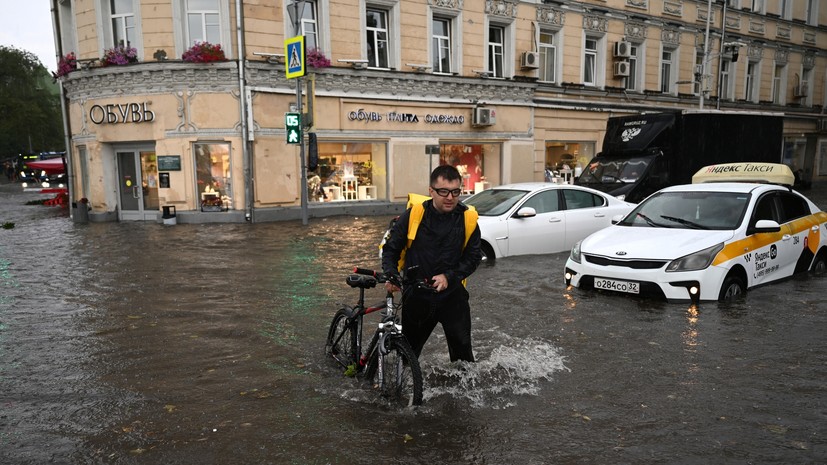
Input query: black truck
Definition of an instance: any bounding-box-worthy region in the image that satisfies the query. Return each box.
[575,111,783,203]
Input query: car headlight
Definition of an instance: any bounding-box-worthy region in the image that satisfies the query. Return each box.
[666,243,725,272]
[570,240,582,264]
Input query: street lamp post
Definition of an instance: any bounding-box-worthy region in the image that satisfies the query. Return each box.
[287,0,309,225]
[699,0,714,109]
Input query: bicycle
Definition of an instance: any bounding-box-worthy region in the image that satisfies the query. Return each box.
[324,266,433,407]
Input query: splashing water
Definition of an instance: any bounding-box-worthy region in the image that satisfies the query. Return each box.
[423,333,569,408]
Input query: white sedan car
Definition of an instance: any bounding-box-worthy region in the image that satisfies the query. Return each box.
[564,163,827,303]
[463,183,634,261]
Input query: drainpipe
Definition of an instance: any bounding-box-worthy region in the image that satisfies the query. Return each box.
[716,0,728,110]
[51,0,75,216]
[235,0,254,222]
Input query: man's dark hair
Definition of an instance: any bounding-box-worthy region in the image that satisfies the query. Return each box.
[430,164,461,184]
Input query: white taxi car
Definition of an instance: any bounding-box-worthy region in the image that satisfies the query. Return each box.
[564,163,827,303]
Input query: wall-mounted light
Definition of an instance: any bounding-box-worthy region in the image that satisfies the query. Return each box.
[338,59,369,69]
[406,63,432,73]
[253,52,285,64]
[473,69,492,78]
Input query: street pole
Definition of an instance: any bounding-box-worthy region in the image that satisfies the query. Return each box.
[699,0,714,110]
[289,0,309,225]
[716,0,728,110]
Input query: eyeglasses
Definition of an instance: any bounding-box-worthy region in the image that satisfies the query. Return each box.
[431,187,462,198]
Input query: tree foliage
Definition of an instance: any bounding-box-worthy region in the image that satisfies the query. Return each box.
[0,46,64,158]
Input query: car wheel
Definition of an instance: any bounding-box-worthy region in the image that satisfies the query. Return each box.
[480,242,496,263]
[811,252,827,275]
[718,274,746,301]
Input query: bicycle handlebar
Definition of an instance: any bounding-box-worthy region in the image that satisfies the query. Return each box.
[352,266,436,291]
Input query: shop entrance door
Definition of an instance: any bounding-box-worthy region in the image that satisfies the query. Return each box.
[117,149,159,221]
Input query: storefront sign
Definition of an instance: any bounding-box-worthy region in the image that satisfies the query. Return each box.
[347,109,466,125]
[89,102,155,124]
[157,155,181,171]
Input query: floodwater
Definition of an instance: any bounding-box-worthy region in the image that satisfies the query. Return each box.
[1,182,826,464]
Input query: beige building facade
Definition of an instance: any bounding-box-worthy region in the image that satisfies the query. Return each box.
[52,0,827,222]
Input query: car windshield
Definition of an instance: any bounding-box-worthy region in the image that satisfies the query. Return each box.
[578,156,652,184]
[618,191,750,230]
[464,189,529,216]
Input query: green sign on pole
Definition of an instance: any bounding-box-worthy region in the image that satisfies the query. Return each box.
[285,112,301,144]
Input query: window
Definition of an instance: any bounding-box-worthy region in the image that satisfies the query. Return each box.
[366,8,389,69]
[626,44,640,91]
[751,0,765,14]
[720,59,732,100]
[539,30,556,83]
[562,189,604,210]
[744,61,757,102]
[778,192,810,222]
[312,142,387,202]
[693,52,704,95]
[432,17,451,73]
[779,0,790,19]
[583,37,598,86]
[297,1,319,51]
[194,142,232,210]
[186,0,221,45]
[806,0,818,26]
[440,143,502,190]
[110,0,135,47]
[488,25,505,78]
[660,48,675,93]
[523,190,560,214]
[772,64,784,104]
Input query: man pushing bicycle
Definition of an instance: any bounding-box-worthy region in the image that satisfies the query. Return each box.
[381,165,483,363]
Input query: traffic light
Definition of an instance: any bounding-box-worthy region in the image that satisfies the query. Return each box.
[285,112,301,144]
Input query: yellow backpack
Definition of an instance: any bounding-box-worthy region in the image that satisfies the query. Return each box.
[395,193,478,285]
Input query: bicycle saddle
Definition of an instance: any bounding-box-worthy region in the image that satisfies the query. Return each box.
[346,274,377,289]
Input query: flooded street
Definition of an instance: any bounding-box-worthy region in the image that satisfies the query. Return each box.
[1,182,826,464]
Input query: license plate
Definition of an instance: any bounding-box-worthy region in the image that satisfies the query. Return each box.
[594,278,640,294]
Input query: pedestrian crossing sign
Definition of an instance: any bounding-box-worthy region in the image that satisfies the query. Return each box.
[285,36,306,79]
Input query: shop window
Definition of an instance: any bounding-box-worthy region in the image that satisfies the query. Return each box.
[194,143,232,211]
[545,141,595,183]
[310,142,387,202]
[438,143,500,194]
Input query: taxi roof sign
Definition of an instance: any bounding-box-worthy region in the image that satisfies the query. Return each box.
[692,162,795,186]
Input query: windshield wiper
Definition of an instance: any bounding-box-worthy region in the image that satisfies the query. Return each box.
[635,212,663,228]
[660,215,708,230]
[601,174,623,183]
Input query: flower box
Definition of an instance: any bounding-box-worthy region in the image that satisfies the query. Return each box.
[201,205,225,212]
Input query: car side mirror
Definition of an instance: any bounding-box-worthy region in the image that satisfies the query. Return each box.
[749,219,781,235]
[515,207,537,218]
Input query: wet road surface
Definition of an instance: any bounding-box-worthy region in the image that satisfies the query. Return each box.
[1,181,826,464]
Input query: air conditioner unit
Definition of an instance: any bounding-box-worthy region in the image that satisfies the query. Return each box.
[794,82,809,98]
[614,41,632,58]
[520,51,540,69]
[472,107,496,127]
[613,61,630,78]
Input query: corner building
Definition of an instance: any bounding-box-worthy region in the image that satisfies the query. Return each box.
[52,0,827,222]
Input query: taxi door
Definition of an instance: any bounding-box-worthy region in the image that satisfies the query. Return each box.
[745,193,797,286]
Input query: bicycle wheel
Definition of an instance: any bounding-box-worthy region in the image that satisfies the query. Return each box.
[364,336,423,407]
[325,309,357,372]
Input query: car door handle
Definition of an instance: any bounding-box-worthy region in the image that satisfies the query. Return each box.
[813,225,820,232]
[548,217,562,223]
[782,234,792,241]
[593,213,605,218]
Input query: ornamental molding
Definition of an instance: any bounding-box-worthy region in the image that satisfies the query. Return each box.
[663,1,682,17]
[624,22,648,40]
[697,8,714,24]
[748,19,765,35]
[747,45,763,61]
[803,31,816,45]
[661,28,681,46]
[776,23,791,40]
[725,14,741,30]
[803,52,815,69]
[536,7,565,27]
[485,0,517,18]
[427,0,462,9]
[774,49,788,64]
[583,16,608,33]
[625,0,647,9]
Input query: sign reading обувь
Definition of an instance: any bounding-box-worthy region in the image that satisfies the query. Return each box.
[89,102,155,124]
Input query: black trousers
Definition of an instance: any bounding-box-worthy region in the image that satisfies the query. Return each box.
[401,287,474,362]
